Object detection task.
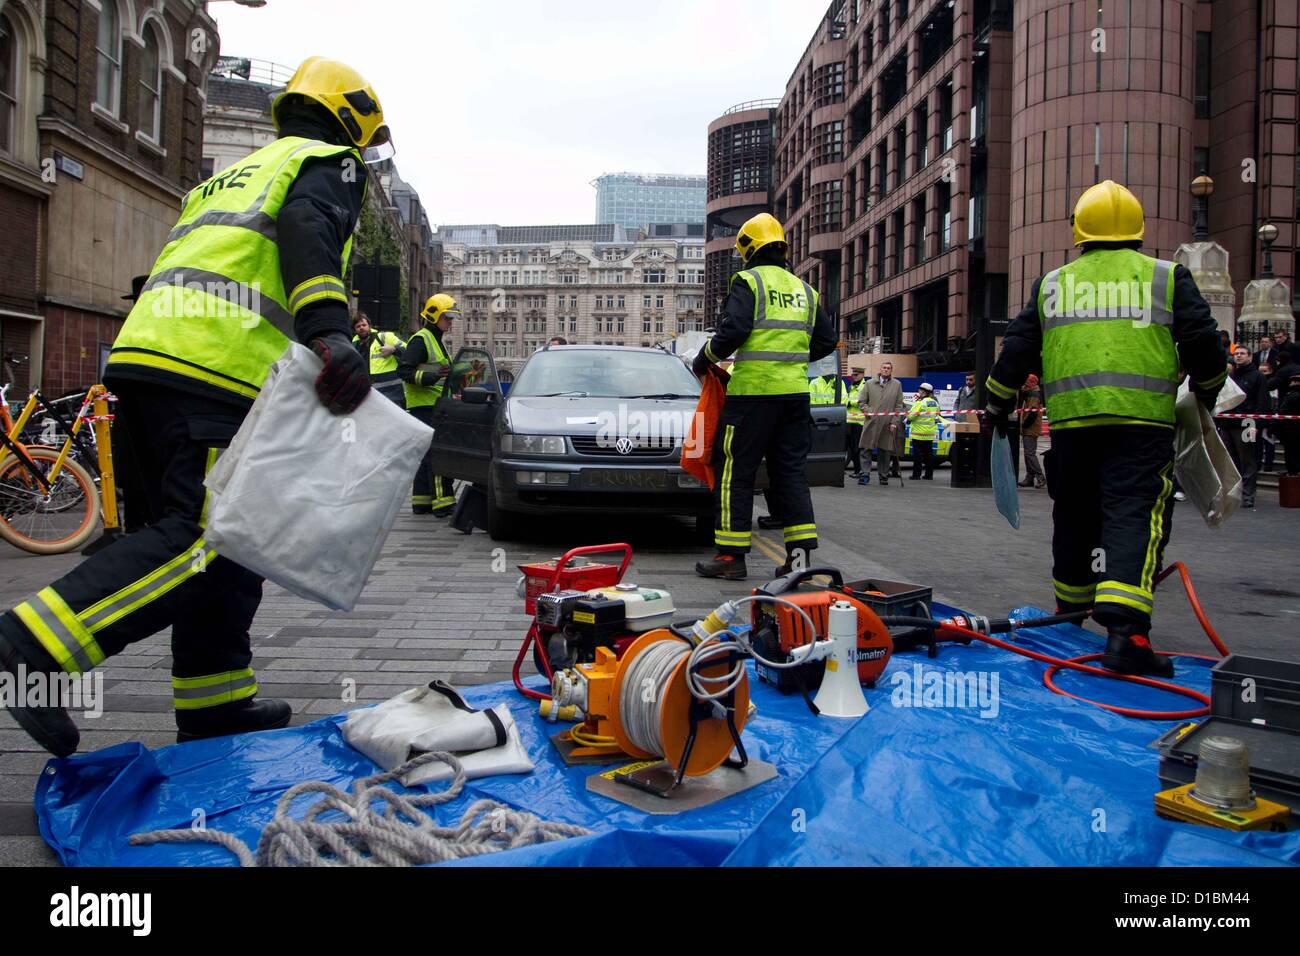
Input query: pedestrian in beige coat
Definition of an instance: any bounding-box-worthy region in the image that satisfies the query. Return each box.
[857,361,906,484]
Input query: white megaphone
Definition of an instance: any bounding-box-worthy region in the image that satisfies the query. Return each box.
[813,601,870,718]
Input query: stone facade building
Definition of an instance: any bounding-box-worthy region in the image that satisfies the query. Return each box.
[0,0,219,396]
[436,223,706,373]
[200,55,282,177]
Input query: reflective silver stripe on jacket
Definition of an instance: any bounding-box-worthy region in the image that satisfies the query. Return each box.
[1041,261,1175,330]
[248,140,330,209]
[748,272,816,332]
[142,268,294,338]
[287,277,346,315]
[1043,371,1179,399]
[167,210,276,245]
[1149,259,1173,326]
[749,269,767,326]
[736,350,809,362]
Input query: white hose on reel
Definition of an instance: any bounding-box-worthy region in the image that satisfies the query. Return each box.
[617,594,826,756]
[685,594,823,702]
[619,638,692,756]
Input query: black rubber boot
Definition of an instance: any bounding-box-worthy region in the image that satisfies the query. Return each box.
[1101,631,1174,678]
[756,514,782,529]
[430,505,454,518]
[412,506,433,515]
[176,697,292,743]
[695,553,748,580]
[774,548,811,577]
[0,632,80,758]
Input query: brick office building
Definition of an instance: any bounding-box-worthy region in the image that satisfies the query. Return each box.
[706,0,1298,364]
[0,0,217,397]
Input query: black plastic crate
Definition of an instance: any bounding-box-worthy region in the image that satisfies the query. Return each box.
[844,578,933,620]
[1211,655,1300,732]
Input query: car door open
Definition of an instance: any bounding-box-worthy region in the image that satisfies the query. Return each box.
[427,347,502,485]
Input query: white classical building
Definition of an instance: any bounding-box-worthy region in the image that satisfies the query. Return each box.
[199,57,286,178]
[435,223,707,373]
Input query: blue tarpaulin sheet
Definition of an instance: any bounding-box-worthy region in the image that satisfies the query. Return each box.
[35,607,1300,866]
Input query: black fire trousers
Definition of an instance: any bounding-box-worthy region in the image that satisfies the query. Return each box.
[846,423,863,473]
[1043,424,1175,636]
[0,383,264,712]
[408,404,453,512]
[910,439,935,479]
[712,395,817,555]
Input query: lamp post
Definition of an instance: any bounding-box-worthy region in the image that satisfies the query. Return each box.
[1258,222,1279,279]
[1190,174,1214,243]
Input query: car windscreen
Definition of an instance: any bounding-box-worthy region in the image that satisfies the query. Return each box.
[510,350,702,399]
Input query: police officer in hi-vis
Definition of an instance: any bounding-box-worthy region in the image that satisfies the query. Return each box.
[0,57,391,756]
[691,213,836,580]
[985,181,1226,677]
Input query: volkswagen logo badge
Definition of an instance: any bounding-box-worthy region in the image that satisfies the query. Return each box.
[615,437,635,455]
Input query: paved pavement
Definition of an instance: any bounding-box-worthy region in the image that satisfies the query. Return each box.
[2,467,1297,864]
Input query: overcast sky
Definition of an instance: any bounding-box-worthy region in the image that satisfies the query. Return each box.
[211,0,828,227]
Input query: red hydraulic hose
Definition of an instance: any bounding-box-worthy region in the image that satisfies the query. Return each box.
[1155,561,1229,657]
[932,561,1229,720]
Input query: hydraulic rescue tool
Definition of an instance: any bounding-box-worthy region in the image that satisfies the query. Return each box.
[748,567,893,692]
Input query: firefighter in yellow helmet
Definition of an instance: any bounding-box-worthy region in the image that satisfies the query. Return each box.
[0,57,392,757]
[984,180,1227,677]
[399,293,460,515]
[691,213,837,580]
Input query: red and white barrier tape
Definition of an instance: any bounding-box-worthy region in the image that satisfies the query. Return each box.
[1212,413,1300,420]
[851,407,1300,421]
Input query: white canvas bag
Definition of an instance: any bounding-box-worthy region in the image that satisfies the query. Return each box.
[204,343,432,610]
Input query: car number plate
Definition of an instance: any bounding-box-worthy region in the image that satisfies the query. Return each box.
[581,470,669,490]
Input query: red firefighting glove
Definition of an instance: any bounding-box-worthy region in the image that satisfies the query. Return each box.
[309,332,370,415]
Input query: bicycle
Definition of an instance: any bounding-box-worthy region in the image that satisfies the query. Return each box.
[0,383,106,554]
[23,390,104,480]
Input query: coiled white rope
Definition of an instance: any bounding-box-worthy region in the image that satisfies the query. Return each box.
[129,750,589,867]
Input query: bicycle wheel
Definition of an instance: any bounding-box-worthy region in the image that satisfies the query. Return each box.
[0,447,101,554]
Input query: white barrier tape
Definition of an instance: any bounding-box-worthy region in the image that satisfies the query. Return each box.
[853,409,1300,421]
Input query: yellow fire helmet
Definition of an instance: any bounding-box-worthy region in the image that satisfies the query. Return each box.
[273,56,393,160]
[735,212,787,263]
[1071,180,1144,246]
[421,293,461,324]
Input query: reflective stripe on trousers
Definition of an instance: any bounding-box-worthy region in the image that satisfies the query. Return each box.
[12,538,217,674]
[173,668,258,710]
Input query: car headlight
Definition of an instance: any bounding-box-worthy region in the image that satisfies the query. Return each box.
[501,434,567,455]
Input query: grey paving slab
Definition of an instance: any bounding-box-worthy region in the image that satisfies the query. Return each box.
[0,837,58,866]
[2,484,1296,861]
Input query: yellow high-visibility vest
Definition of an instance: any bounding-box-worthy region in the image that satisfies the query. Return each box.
[109,136,362,401]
